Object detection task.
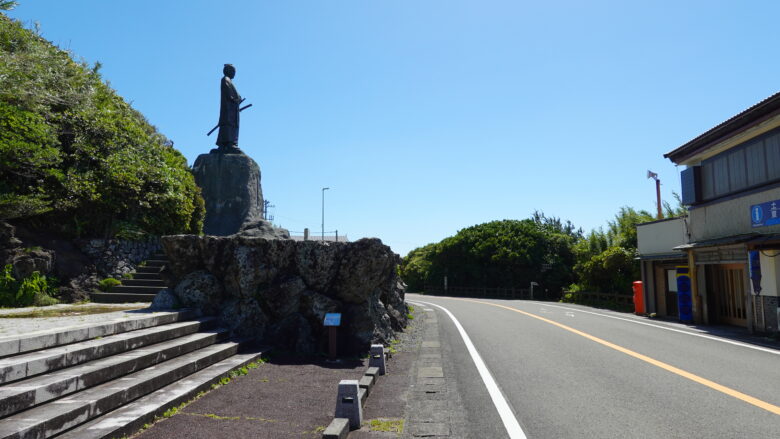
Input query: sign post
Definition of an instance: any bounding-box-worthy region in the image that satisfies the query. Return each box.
[324,313,342,360]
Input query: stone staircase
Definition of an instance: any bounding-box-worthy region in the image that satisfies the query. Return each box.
[0,309,265,438]
[91,252,169,303]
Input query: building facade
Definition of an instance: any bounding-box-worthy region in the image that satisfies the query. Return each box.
[664,92,780,333]
[637,217,688,319]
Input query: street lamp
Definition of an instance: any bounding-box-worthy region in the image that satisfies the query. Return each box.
[321,187,330,241]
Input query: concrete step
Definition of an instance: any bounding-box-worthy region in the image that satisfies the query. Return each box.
[0,328,228,418]
[57,348,266,439]
[130,273,162,281]
[89,292,157,303]
[0,310,197,359]
[0,341,243,439]
[0,318,217,384]
[135,266,162,274]
[144,260,167,268]
[121,279,167,287]
[108,285,166,294]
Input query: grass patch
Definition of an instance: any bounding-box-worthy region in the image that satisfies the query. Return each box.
[98,278,121,292]
[387,338,401,354]
[126,355,269,437]
[365,418,404,433]
[183,412,241,421]
[0,304,144,318]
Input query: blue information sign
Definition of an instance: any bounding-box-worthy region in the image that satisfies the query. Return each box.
[324,313,342,327]
[750,200,780,228]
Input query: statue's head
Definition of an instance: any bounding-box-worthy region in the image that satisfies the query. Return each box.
[223,64,236,79]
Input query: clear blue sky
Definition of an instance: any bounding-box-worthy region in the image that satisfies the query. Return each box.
[7,1,780,256]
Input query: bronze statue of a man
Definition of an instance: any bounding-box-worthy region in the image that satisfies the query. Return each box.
[216,64,242,153]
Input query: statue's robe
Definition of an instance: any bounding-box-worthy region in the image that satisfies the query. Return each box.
[216,76,241,148]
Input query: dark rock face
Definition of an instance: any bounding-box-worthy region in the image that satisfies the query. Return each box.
[192,153,264,236]
[161,236,408,354]
[10,249,54,279]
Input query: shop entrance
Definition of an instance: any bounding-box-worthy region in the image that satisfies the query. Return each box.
[705,264,748,327]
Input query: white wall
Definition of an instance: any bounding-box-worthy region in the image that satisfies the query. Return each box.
[637,217,687,256]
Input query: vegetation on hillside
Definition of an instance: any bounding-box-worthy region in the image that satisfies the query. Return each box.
[0,10,204,237]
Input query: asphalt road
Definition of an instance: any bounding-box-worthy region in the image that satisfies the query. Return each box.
[406,294,780,439]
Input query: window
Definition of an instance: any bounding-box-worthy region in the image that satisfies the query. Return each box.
[699,127,780,201]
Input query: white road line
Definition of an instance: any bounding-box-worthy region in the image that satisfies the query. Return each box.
[532,302,780,356]
[409,300,528,439]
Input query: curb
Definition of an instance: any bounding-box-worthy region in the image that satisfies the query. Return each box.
[323,348,389,438]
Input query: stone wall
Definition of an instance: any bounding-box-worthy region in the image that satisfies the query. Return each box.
[78,238,161,278]
[161,235,408,354]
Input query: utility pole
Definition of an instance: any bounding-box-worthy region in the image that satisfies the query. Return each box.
[263,200,275,222]
[321,187,329,241]
[647,170,662,219]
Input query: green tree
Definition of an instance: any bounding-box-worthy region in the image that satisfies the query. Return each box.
[400,216,579,297]
[573,207,653,294]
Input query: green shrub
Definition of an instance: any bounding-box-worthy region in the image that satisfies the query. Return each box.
[0,265,59,307]
[0,264,16,307]
[98,278,121,292]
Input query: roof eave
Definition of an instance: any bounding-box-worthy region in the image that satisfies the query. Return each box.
[664,91,780,164]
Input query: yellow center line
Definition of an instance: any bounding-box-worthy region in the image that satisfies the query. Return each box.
[446,297,780,416]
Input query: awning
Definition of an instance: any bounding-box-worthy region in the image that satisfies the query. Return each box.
[637,253,687,261]
[673,233,757,250]
[746,234,780,249]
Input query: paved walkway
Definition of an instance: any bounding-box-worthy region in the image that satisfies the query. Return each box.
[0,303,151,338]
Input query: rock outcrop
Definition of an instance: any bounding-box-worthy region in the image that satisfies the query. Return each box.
[161,235,408,354]
[192,153,265,236]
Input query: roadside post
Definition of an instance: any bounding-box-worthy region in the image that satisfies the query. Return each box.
[324,313,341,360]
[335,379,362,430]
[369,344,386,375]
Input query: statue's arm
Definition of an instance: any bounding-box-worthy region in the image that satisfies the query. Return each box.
[222,78,241,103]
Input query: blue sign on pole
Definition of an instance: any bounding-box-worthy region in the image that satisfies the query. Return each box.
[324,313,342,327]
[750,200,780,227]
[676,266,693,323]
[749,250,762,295]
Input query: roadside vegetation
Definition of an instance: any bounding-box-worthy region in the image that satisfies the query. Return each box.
[0,7,204,238]
[401,199,685,301]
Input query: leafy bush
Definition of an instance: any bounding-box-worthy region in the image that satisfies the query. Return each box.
[0,13,204,236]
[98,278,121,292]
[0,265,59,307]
[400,214,579,297]
[572,207,653,294]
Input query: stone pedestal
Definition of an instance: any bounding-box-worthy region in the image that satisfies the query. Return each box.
[192,152,263,236]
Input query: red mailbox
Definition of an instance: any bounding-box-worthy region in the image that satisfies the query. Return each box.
[632,281,645,315]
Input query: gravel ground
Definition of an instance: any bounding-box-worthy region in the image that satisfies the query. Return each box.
[135,304,425,439]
